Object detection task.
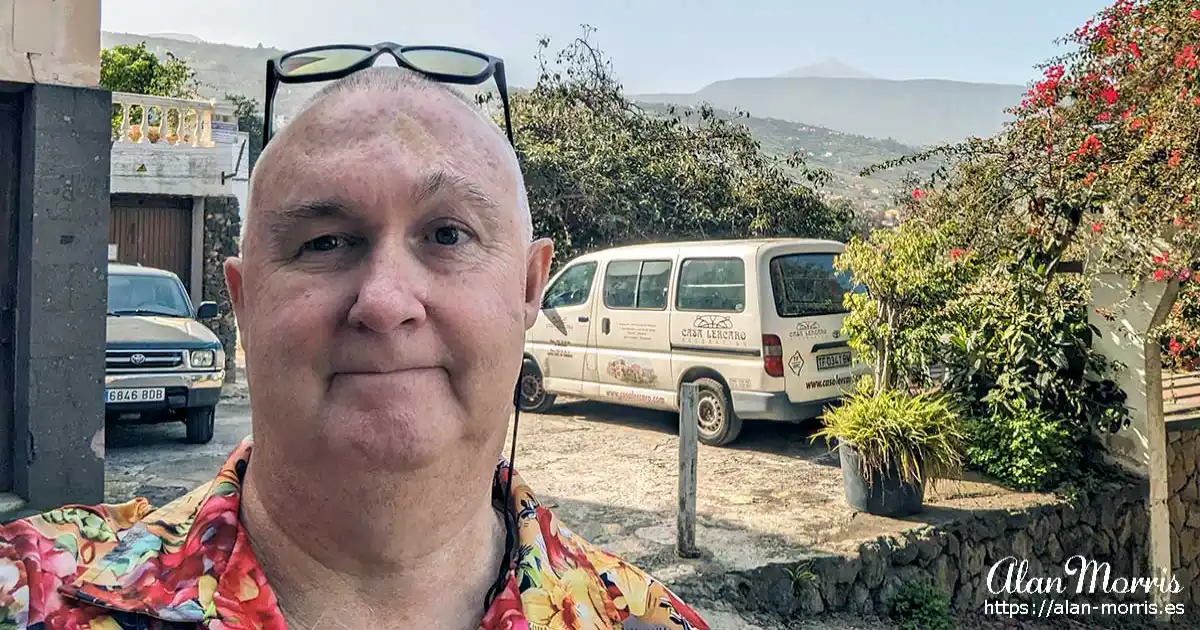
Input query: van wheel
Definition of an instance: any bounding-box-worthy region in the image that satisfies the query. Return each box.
[519,359,556,413]
[185,406,216,444]
[688,378,742,446]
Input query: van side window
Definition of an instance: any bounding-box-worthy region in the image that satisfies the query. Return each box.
[637,261,671,309]
[676,258,745,312]
[603,260,672,310]
[542,262,598,309]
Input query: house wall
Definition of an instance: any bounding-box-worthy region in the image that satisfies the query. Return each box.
[111,143,235,197]
[0,0,101,88]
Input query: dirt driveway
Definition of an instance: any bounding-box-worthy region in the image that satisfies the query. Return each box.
[506,397,1050,567]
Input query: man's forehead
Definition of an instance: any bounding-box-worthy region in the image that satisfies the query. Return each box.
[253,87,514,210]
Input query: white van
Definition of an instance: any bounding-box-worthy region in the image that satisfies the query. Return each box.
[519,238,868,446]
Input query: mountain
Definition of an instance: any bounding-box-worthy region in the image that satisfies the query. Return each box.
[635,76,1027,147]
[642,104,938,222]
[779,58,875,79]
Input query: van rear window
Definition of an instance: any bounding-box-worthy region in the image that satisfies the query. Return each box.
[768,253,864,318]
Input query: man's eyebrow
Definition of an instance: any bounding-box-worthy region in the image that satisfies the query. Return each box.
[267,199,356,241]
[414,169,500,211]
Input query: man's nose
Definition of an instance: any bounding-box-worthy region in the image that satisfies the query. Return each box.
[345,244,429,332]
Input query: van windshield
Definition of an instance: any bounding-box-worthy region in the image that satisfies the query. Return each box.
[768,253,865,318]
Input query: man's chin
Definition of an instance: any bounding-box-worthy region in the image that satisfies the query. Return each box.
[316,405,466,470]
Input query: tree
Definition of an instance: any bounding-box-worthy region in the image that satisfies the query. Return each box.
[100,42,197,98]
[507,28,855,266]
[226,93,265,173]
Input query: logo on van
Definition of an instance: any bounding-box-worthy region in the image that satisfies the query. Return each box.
[693,315,733,330]
[790,320,827,339]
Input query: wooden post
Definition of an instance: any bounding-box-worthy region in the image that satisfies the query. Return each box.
[677,383,700,558]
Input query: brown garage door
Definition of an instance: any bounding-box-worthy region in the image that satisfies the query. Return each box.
[0,91,21,493]
[109,194,193,292]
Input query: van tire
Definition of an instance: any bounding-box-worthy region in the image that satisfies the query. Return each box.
[688,378,742,446]
[519,359,556,413]
[185,406,216,444]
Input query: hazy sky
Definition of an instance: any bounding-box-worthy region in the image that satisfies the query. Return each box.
[100,0,1113,93]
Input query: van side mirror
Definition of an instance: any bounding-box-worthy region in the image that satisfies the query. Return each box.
[196,301,219,319]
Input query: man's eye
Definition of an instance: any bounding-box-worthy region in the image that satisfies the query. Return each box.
[301,235,348,253]
[431,226,467,246]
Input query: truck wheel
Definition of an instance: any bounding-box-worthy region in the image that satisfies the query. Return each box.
[185,406,216,444]
[518,359,556,413]
[688,378,742,447]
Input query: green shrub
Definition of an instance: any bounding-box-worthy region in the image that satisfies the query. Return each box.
[888,579,953,630]
[940,263,1128,491]
[814,382,965,487]
[963,402,1079,491]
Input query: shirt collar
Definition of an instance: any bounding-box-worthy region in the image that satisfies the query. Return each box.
[58,438,525,625]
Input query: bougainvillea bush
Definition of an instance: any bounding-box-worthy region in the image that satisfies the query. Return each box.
[841,0,1200,491]
[1163,282,1200,372]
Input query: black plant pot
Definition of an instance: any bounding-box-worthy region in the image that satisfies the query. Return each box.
[838,441,926,517]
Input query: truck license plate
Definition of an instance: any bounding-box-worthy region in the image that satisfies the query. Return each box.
[816,352,852,371]
[105,387,166,403]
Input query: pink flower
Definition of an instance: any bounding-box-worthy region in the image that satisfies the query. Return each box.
[911,188,926,200]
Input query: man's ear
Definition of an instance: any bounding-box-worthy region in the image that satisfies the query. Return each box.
[224,256,247,349]
[524,238,554,328]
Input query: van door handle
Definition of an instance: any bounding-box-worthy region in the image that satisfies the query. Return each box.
[578,316,589,322]
[601,318,610,334]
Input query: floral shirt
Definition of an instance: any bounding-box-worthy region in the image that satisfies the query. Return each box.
[0,439,708,629]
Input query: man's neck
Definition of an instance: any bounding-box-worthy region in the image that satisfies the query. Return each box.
[238,446,508,629]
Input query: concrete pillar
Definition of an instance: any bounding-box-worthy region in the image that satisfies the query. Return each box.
[10,83,111,512]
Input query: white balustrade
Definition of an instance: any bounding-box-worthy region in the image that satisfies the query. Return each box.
[111,92,218,147]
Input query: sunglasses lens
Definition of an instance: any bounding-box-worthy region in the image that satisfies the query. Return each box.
[399,48,491,78]
[279,47,372,77]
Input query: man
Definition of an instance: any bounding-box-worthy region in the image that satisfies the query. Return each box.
[0,67,709,629]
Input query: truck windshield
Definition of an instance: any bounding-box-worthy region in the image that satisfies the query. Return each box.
[768,253,865,318]
[107,274,193,318]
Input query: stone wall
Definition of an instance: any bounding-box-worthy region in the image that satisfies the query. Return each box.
[1168,423,1200,607]
[202,195,241,379]
[683,482,1164,623]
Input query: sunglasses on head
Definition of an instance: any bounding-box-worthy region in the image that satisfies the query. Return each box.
[262,42,513,147]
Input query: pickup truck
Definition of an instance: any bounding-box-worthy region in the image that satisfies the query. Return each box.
[105,262,225,443]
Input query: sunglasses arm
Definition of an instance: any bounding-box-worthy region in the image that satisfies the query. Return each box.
[263,67,279,146]
[495,62,515,148]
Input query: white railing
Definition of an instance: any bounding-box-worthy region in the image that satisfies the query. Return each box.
[111,92,224,147]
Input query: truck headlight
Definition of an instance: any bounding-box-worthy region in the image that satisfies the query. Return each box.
[190,349,216,368]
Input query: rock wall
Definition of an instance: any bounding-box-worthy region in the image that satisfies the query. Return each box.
[686,482,1162,623]
[1168,424,1200,607]
[202,195,241,380]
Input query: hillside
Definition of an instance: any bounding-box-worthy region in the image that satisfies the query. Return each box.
[635,76,1027,147]
[640,104,937,221]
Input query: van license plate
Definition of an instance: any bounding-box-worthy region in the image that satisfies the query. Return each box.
[816,352,852,371]
[106,387,166,403]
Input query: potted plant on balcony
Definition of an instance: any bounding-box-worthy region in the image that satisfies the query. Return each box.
[814,378,964,517]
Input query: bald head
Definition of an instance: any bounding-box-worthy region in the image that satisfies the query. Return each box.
[245,66,531,247]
